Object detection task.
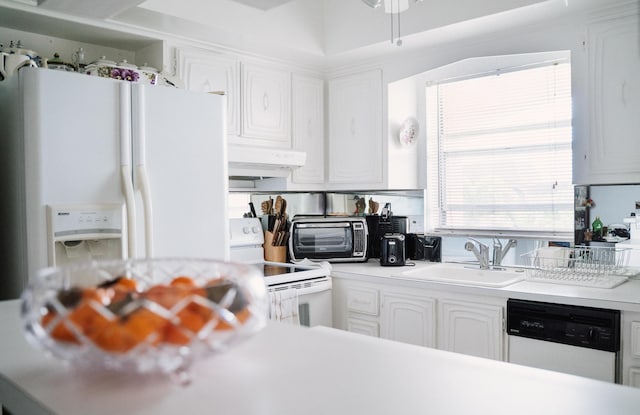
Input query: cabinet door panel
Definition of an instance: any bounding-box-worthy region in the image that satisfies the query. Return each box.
[438,299,503,361]
[177,49,240,136]
[242,63,291,146]
[578,10,640,184]
[292,75,324,184]
[328,70,383,185]
[382,293,435,348]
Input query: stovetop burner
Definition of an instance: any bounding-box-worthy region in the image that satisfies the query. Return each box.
[229,218,331,286]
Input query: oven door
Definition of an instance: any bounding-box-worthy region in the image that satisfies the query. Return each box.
[268,278,332,327]
[290,222,355,261]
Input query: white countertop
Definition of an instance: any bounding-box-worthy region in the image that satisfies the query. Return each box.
[2,299,640,415]
[331,261,640,311]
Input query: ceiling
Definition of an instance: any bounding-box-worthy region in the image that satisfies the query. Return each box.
[227,0,297,10]
[1,0,616,67]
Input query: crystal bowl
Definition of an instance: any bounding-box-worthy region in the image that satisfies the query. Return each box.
[21,258,268,384]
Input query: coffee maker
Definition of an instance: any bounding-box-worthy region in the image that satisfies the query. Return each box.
[365,203,408,259]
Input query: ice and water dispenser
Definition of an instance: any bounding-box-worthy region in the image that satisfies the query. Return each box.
[47,204,125,266]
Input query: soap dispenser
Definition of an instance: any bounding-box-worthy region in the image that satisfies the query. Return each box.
[592,216,603,241]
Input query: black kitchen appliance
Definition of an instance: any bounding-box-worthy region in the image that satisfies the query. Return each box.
[507,299,620,382]
[380,233,406,266]
[288,216,368,263]
[406,234,441,262]
[366,214,408,259]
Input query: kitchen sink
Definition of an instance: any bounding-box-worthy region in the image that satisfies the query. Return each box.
[394,263,526,288]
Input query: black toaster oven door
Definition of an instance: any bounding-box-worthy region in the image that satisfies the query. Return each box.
[291,223,355,260]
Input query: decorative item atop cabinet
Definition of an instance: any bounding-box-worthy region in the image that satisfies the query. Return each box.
[241,62,291,147]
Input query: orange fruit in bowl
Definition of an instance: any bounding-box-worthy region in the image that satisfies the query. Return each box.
[161,322,192,345]
[169,276,197,289]
[93,321,139,353]
[41,272,257,352]
[121,307,168,345]
[215,307,251,331]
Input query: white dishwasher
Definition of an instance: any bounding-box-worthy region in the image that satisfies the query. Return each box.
[507,299,620,383]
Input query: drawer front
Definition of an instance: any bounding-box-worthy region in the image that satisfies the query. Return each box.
[347,317,379,337]
[347,286,379,316]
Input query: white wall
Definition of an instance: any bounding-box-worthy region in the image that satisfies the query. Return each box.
[590,185,640,228]
[387,76,419,189]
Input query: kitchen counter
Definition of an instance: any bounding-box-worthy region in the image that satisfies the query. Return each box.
[331,261,640,311]
[2,299,640,415]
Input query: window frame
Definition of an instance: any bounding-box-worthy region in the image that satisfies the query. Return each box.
[424,55,574,241]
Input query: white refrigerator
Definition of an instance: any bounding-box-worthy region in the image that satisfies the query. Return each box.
[0,67,229,300]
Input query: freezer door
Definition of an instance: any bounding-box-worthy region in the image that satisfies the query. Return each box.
[19,69,126,278]
[131,85,229,260]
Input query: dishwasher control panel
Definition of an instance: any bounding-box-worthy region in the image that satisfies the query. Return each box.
[507,299,620,352]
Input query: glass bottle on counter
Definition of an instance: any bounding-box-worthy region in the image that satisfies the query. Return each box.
[592,216,603,241]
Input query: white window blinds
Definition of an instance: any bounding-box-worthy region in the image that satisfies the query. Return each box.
[426,61,573,239]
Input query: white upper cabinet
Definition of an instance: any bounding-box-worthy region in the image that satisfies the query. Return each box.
[241,62,292,147]
[291,74,325,184]
[574,6,640,184]
[328,69,383,188]
[176,48,293,148]
[176,48,241,136]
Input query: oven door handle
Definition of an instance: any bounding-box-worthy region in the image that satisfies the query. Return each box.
[270,281,332,296]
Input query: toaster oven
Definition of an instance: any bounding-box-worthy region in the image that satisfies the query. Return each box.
[289,217,368,262]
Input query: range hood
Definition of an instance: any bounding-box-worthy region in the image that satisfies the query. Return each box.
[227,145,306,179]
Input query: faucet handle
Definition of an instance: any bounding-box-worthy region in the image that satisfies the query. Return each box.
[467,237,487,248]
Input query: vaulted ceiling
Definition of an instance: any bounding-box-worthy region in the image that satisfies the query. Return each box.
[2,0,610,66]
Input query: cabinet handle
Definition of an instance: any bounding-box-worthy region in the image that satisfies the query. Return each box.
[263,92,269,111]
[350,118,356,136]
[621,81,627,107]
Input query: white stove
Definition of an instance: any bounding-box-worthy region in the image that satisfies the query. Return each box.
[229,218,333,327]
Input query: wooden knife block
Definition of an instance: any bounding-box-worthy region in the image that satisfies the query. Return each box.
[264,231,287,263]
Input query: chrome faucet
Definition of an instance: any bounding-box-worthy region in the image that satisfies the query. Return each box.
[492,238,517,267]
[464,238,490,269]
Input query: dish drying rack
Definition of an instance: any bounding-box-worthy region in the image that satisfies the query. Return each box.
[522,246,635,289]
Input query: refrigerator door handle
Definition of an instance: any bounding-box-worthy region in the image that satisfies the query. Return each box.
[137,165,154,259]
[119,83,136,258]
[133,84,154,259]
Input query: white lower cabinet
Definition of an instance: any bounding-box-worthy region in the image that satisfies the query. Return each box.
[437,298,504,361]
[381,292,436,348]
[333,276,505,360]
[347,317,380,337]
[621,312,640,387]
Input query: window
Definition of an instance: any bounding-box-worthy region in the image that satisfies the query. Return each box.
[426,60,573,240]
